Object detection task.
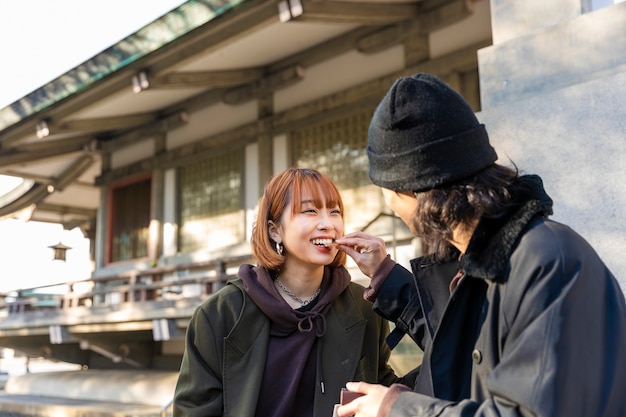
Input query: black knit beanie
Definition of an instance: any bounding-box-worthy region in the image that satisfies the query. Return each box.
[367,73,497,192]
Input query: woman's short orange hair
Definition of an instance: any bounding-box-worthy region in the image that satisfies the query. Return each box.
[251,167,347,271]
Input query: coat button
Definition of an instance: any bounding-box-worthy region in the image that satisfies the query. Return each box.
[472,349,482,364]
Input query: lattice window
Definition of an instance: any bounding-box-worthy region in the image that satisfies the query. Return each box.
[178,150,244,253]
[291,110,389,232]
[110,177,151,263]
[292,110,371,190]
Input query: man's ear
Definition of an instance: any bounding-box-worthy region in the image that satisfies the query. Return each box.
[268,220,281,243]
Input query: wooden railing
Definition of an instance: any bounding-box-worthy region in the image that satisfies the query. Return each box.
[0,254,254,317]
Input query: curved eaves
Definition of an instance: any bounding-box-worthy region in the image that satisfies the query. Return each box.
[0,154,96,221]
[0,182,50,220]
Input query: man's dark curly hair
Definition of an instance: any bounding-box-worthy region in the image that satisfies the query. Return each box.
[411,164,519,258]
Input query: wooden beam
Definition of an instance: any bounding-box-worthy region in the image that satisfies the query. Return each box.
[9,136,94,153]
[269,26,375,71]
[418,0,464,12]
[281,0,419,24]
[29,113,158,140]
[404,29,430,67]
[222,65,305,105]
[147,68,265,89]
[416,0,477,34]
[0,137,93,167]
[99,110,190,152]
[54,155,96,192]
[1,170,95,189]
[166,86,227,116]
[58,113,157,133]
[36,202,97,218]
[356,23,412,54]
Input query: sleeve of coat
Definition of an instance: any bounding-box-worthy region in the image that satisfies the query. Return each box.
[385,221,626,417]
[373,312,396,385]
[173,304,225,417]
[372,263,428,350]
[371,309,417,388]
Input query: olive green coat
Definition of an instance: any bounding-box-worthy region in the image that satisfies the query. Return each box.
[173,279,397,417]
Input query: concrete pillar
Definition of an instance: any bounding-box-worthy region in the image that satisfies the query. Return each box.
[490,0,582,45]
[477,0,626,290]
[480,1,626,109]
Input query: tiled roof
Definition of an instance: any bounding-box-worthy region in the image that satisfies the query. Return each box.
[0,0,246,131]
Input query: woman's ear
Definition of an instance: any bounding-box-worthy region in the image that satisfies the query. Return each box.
[268,220,281,243]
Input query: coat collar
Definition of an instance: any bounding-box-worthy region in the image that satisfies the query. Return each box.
[460,175,553,281]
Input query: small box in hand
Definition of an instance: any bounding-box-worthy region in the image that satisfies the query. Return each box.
[340,388,364,405]
[332,388,365,416]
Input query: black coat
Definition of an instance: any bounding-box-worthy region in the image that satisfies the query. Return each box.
[374,175,626,416]
[174,275,399,417]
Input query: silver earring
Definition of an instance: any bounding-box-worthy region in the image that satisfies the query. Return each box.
[275,242,283,255]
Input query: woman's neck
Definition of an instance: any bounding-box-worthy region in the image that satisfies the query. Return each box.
[275,263,324,308]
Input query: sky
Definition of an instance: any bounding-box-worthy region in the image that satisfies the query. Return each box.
[0,0,187,292]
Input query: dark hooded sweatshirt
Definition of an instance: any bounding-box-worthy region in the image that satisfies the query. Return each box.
[239,265,349,417]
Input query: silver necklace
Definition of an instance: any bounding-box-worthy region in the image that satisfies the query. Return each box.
[275,277,321,306]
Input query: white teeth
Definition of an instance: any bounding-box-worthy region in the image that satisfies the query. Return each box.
[311,238,334,247]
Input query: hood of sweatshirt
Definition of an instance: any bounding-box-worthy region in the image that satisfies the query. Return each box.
[238,264,351,336]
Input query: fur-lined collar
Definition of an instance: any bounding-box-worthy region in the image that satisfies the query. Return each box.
[460,175,553,281]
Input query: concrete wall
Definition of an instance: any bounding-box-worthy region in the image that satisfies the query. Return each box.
[477,0,626,291]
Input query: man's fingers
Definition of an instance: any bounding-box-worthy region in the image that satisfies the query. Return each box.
[345,381,371,394]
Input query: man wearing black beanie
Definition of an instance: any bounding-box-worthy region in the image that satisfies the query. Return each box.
[335,73,626,417]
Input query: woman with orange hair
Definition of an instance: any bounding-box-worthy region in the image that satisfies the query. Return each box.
[174,167,401,417]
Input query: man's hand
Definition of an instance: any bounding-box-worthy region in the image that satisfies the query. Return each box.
[335,232,387,277]
[336,382,389,417]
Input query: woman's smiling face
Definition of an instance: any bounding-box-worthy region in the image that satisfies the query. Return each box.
[270,189,344,268]
[254,168,347,270]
